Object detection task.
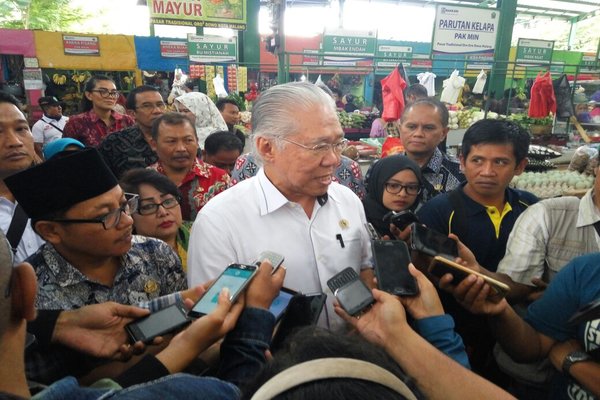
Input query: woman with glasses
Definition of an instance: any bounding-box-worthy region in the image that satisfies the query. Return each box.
[363,155,423,238]
[63,75,135,147]
[120,168,191,271]
[174,92,228,148]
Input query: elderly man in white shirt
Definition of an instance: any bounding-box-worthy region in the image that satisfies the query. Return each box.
[187,82,374,331]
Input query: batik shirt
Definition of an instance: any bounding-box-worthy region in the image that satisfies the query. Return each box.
[231,153,366,200]
[419,148,465,203]
[29,235,187,311]
[63,109,135,147]
[98,125,158,179]
[149,158,230,222]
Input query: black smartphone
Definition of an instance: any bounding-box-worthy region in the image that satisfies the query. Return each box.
[384,210,420,231]
[126,303,191,344]
[270,292,327,353]
[327,267,374,316]
[188,263,258,319]
[254,250,285,273]
[568,298,600,325]
[269,287,297,321]
[410,223,458,259]
[428,256,510,299]
[372,240,419,296]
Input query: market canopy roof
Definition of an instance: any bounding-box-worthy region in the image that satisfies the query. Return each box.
[270,0,600,22]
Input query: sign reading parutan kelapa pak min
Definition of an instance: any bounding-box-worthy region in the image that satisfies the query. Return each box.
[516,38,554,65]
[432,5,500,59]
[188,35,237,63]
[148,0,246,30]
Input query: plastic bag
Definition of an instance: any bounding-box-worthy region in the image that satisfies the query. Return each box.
[213,74,228,98]
[381,67,407,122]
[568,145,598,173]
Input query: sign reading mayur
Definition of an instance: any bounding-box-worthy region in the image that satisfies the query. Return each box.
[433,5,499,57]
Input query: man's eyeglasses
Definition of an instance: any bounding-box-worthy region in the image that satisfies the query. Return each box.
[136,102,167,112]
[384,182,422,196]
[90,89,120,98]
[49,194,139,230]
[279,137,348,156]
[137,196,181,216]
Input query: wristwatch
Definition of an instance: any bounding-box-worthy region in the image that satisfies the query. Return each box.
[562,351,592,376]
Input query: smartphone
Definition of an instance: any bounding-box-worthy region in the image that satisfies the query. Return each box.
[269,287,297,321]
[428,256,510,298]
[384,210,420,231]
[327,267,374,316]
[365,222,381,240]
[126,303,191,343]
[270,292,327,353]
[188,263,258,318]
[254,250,285,273]
[372,240,419,296]
[568,298,600,325]
[410,223,458,259]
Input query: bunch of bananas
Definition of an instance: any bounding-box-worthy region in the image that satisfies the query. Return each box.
[72,74,87,83]
[52,74,67,85]
[123,76,133,85]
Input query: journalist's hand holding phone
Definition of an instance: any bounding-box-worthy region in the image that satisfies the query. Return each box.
[245,260,286,310]
[399,264,444,320]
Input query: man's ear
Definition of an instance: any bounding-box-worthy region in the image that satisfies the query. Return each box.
[149,138,158,152]
[34,221,63,245]
[11,263,37,322]
[201,149,207,159]
[514,157,528,176]
[440,127,450,143]
[255,136,276,163]
[126,109,136,119]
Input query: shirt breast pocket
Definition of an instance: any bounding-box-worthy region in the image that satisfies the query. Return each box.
[314,231,364,271]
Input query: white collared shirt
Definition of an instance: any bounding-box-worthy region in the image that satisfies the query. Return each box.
[188,168,372,331]
[31,115,68,145]
[0,198,45,264]
[497,189,600,285]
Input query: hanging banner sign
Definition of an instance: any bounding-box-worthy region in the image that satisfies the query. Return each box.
[188,35,237,63]
[581,52,598,71]
[23,68,44,90]
[376,45,412,68]
[63,35,100,56]
[516,38,554,64]
[148,0,247,30]
[302,49,321,66]
[432,5,499,58]
[160,40,188,58]
[322,29,377,58]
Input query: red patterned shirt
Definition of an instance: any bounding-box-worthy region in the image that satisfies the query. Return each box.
[149,158,230,222]
[63,109,135,147]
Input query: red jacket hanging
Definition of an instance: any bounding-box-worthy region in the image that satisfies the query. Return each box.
[528,72,557,118]
[381,66,407,122]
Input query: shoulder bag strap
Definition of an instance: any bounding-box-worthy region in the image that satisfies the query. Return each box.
[7,203,29,255]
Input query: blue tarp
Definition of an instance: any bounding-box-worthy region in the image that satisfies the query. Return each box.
[134,36,189,72]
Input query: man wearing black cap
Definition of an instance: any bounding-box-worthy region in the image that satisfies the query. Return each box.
[31,96,68,158]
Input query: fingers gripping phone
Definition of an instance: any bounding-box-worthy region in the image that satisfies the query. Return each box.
[372,240,419,296]
[327,267,374,316]
[126,303,191,344]
[428,256,510,299]
[188,263,258,319]
[254,251,285,273]
[410,223,458,259]
[270,292,327,353]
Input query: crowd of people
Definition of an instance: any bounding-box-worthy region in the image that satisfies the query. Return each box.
[0,75,597,400]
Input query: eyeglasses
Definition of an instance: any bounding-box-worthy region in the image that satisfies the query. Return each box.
[49,194,139,230]
[90,89,120,98]
[279,137,348,156]
[384,182,422,196]
[136,102,167,112]
[137,196,181,216]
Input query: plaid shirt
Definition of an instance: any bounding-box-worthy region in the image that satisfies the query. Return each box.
[63,109,135,147]
[150,158,230,222]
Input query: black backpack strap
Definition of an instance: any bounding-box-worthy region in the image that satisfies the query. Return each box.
[7,203,28,255]
[447,189,468,242]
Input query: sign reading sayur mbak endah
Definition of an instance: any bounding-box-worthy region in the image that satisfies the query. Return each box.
[148,0,246,30]
[432,5,500,60]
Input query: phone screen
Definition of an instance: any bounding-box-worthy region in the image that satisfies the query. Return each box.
[190,264,256,317]
[271,293,326,352]
[413,224,458,258]
[128,304,189,342]
[373,240,418,296]
[269,288,296,320]
[335,279,374,316]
